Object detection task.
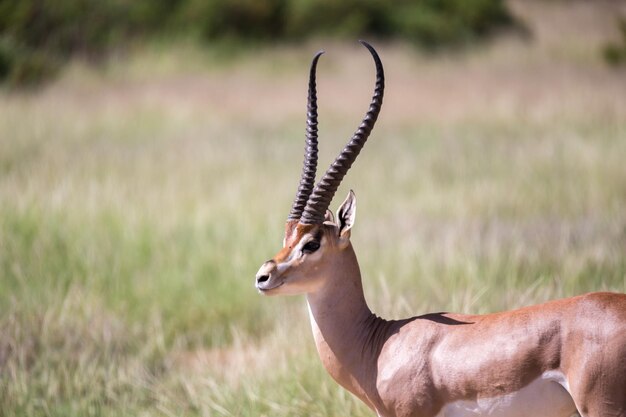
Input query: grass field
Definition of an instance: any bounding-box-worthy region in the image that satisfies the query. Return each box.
[1,2,625,416]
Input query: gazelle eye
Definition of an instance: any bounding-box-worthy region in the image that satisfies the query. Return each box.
[302,240,320,254]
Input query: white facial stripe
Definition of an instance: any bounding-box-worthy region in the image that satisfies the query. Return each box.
[276,233,317,274]
[276,257,294,274]
[292,233,317,257]
[299,234,317,248]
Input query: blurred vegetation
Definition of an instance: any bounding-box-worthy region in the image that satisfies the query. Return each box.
[1,1,625,414]
[603,18,626,66]
[0,0,514,86]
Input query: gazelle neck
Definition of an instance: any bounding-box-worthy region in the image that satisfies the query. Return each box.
[305,244,389,410]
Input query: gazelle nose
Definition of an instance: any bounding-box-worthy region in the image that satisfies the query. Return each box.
[256,273,270,284]
[255,260,276,287]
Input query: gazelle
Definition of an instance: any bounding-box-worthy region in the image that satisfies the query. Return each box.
[255,41,626,417]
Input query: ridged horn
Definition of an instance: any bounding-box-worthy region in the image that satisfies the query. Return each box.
[300,41,384,225]
[288,50,325,221]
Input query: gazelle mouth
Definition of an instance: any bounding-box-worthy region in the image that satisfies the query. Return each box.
[256,281,284,293]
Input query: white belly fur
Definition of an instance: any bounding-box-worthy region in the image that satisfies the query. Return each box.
[436,370,576,417]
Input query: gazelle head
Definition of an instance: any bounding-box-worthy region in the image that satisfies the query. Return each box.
[255,41,384,296]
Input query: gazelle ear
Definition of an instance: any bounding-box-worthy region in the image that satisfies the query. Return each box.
[336,190,356,242]
[324,209,335,224]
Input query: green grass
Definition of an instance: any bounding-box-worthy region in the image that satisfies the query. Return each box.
[1,5,626,416]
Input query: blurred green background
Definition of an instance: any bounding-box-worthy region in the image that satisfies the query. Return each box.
[1,1,625,416]
[1,0,515,86]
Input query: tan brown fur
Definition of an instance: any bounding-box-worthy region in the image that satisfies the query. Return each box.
[256,40,625,417]
[256,200,626,417]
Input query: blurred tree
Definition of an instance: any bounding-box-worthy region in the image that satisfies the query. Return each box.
[603,18,626,66]
[0,0,514,86]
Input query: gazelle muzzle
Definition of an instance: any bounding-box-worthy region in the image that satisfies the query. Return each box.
[255,260,280,291]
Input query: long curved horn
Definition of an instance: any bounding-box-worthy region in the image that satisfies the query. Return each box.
[288,50,325,221]
[300,41,384,225]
